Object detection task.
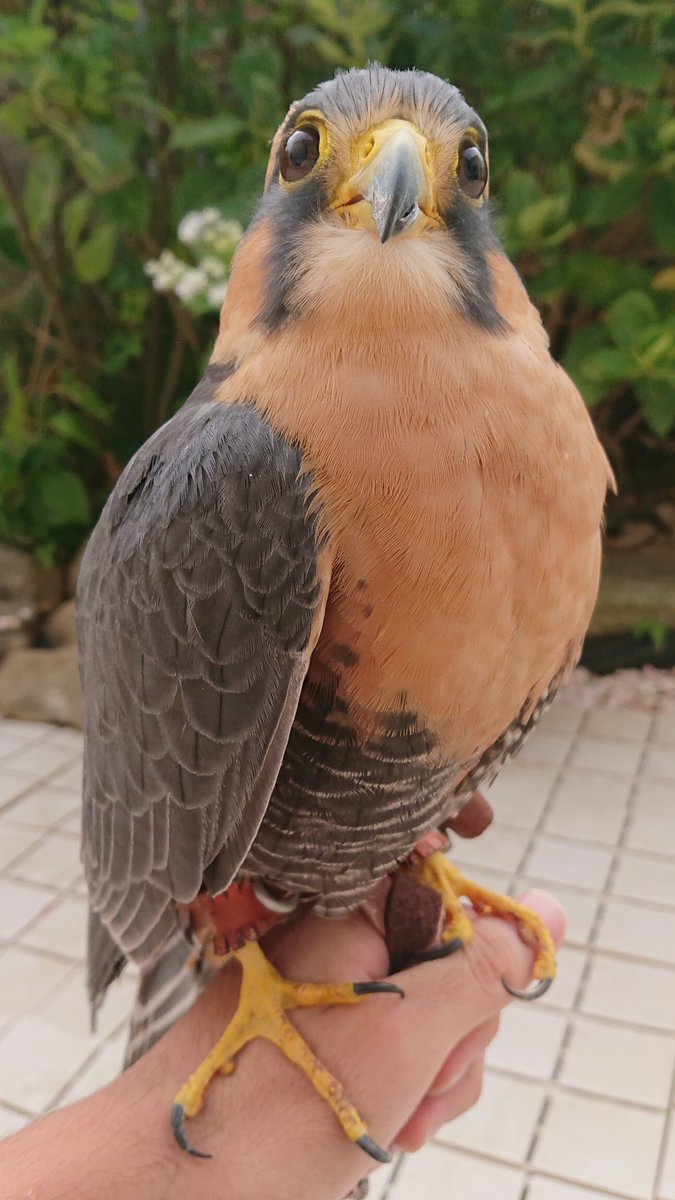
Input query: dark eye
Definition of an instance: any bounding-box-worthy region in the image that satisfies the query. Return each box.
[279,125,321,182]
[458,142,487,199]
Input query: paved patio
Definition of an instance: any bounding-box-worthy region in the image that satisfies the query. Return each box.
[0,702,673,1199]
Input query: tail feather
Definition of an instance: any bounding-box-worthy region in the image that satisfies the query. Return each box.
[124,929,214,1068]
[87,908,126,1027]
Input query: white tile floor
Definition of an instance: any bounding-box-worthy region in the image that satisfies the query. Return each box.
[0,704,673,1199]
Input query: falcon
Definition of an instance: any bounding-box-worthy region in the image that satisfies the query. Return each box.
[78,65,612,1164]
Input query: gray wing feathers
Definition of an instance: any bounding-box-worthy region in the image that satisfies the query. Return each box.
[78,399,324,1004]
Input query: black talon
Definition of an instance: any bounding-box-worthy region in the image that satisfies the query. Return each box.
[356,1134,392,1163]
[353,981,405,998]
[171,1102,213,1159]
[411,936,465,964]
[502,976,553,1001]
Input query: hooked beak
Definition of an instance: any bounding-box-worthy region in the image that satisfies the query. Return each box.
[332,120,440,243]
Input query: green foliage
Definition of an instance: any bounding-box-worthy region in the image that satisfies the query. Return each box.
[633,618,670,653]
[0,349,107,563]
[0,0,674,558]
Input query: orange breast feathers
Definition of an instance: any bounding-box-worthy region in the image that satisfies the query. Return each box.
[210,216,613,763]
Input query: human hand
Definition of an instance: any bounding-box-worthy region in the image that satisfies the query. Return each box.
[149,888,565,1200]
[0,887,565,1200]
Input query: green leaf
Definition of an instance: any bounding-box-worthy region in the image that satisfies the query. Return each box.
[606,291,658,348]
[636,379,675,436]
[109,1,140,19]
[72,221,116,282]
[33,541,57,568]
[508,63,572,101]
[0,19,54,60]
[596,45,661,91]
[650,177,675,254]
[170,114,244,150]
[0,351,28,446]
[47,410,99,450]
[23,147,62,238]
[633,619,669,653]
[26,469,90,528]
[582,347,639,385]
[63,192,93,252]
[562,323,614,405]
[69,126,133,193]
[502,170,541,212]
[0,92,34,136]
[228,39,283,115]
[517,195,569,241]
[55,377,110,420]
[559,254,649,308]
[584,176,643,226]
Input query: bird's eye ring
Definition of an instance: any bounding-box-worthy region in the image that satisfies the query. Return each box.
[279,126,321,183]
[458,142,487,199]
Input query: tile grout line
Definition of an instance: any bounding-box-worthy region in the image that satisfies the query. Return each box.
[487,1064,672,1115]
[362,713,672,1197]
[524,1166,649,1200]
[472,709,591,1193]
[0,729,137,1123]
[0,875,88,959]
[46,1018,129,1113]
[511,705,590,1185]
[491,714,586,1193]
[377,1151,405,1200]
[1,713,673,1197]
[511,707,589,883]
[519,706,658,1193]
[492,821,675,867]
[584,707,660,973]
[0,828,81,888]
[654,1064,675,1200]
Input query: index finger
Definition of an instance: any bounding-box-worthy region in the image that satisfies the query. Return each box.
[391,888,566,1037]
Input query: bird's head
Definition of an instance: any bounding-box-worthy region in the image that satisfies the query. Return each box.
[266,67,489,243]
[218,65,506,347]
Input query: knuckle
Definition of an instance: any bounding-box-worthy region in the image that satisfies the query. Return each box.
[467,920,533,1000]
[464,926,510,997]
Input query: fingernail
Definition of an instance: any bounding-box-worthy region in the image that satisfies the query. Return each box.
[516,889,567,945]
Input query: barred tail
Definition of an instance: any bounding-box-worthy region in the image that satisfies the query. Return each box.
[124,930,212,1068]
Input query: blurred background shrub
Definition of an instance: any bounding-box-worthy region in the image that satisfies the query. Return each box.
[0,0,673,562]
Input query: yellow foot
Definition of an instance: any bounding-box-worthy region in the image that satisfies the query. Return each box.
[412,852,556,998]
[171,939,403,1161]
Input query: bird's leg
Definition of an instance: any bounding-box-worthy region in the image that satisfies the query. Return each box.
[172,939,402,1161]
[411,852,556,996]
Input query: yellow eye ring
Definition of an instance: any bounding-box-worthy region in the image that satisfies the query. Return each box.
[278,110,330,187]
[453,126,488,204]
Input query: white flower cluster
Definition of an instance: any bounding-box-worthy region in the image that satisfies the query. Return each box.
[144,208,244,310]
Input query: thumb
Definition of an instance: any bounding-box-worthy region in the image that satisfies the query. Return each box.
[485,888,566,996]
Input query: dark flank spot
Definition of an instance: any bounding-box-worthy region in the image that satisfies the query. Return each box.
[184,361,236,406]
[356,579,367,591]
[332,643,359,668]
[383,708,420,735]
[363,604,373,617]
